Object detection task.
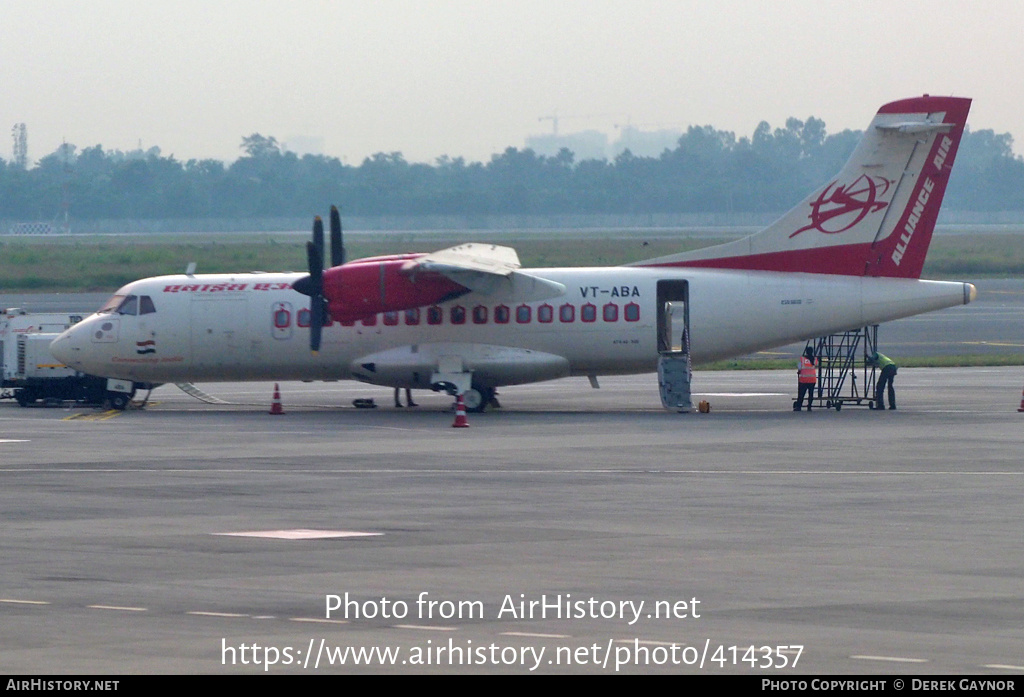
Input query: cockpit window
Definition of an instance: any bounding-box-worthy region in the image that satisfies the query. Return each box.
[117,295,139,316]
[97,292,154,316]
[98,294,127,314]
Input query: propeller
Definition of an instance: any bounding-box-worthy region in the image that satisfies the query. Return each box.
[293,216,327,353]
[293,206,348,353]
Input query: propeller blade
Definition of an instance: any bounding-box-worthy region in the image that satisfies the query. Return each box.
[305,241,323,286]
[291,241,321,297]
[330,205,345,266]
[310,296,324,353]
[303,240,325,352]
[312,215,325,268]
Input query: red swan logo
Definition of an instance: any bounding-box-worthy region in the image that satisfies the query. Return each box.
[790,175,893,238]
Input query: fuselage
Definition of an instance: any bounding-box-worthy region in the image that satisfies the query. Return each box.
[50,266,974,389]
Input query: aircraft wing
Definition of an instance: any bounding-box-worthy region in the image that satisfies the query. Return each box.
[413,243,566,302]
[416,243,522,275]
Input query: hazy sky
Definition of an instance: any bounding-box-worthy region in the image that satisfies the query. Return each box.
[4,1,1023,165]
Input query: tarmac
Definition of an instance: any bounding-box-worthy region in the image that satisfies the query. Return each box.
[1,367,1022,674]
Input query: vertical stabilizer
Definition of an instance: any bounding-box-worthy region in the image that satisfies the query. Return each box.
[636,96,971,278]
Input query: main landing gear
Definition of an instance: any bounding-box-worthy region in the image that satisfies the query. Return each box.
[461,385,498,413]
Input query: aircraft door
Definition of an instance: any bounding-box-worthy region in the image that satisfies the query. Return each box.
[656,280,690,355]
[190,295,248,378]
[656,280,692,412]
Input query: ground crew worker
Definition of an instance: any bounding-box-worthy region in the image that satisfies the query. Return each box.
[867,351,898,410]
[794,345,817,412]
[394,387,417,408]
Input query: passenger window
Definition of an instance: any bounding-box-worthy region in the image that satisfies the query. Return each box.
[581,303,597,322]
[559,304,575,323]
[383,311,399,326]
[405,308,421,325]
[472,305,488,324]
[516,305,532,324]
[538,304,553,323]
[297,309,311,327]
[361,314,378,327]
[427,306,443,325]
[274,308,291,329]
[494,305,510,324]
[450,306,466,325]
[139,296,157,314]
[603,303,619,322]
[624,303,640,322]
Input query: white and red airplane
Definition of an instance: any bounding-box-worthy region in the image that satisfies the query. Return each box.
[51,95,976,411]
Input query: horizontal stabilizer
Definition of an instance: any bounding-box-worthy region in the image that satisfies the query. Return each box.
[875,121,954,134]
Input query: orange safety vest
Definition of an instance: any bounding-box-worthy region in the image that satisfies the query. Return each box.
[798,356,817,383]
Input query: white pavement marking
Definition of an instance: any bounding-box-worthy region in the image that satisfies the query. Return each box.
[696,393,788,397]
[87,604,147,612]
[186,611,248,618]
[851,655,928,663]
[0,598,49,605]
[212,529,383,540]
[395,624,458,631]
[502,632,572,639]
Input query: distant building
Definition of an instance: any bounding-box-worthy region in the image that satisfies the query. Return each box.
[525,130,609,161]
[283,136,326,157]
[612,126,683,158]
[525,126,684,161]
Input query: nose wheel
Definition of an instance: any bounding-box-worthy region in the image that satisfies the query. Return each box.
[106,389,135,411]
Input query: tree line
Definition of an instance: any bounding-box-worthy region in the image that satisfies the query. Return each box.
[1,120,1022,222]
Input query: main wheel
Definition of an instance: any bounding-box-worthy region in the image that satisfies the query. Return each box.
[462,386,495,413]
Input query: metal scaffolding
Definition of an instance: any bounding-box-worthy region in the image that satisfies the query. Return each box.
[801,325,879,411]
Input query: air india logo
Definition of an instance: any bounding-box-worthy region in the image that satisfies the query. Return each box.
[789,175,893,238]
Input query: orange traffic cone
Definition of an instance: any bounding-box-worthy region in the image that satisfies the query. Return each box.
[269,383,285,415]
[452,393,469,428]
[1018,386,1024,412]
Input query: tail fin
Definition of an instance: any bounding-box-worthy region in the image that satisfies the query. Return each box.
[636,95,971,278]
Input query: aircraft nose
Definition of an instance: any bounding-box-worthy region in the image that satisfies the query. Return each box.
[50,326,85,369]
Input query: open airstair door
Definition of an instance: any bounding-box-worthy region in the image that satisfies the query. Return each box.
[657,280,692,412]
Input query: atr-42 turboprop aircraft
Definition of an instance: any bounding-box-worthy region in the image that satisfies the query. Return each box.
[51,95,976,411]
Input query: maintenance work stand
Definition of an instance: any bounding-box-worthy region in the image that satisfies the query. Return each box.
[799,325,881,411]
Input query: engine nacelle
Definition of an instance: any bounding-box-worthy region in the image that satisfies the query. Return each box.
[321,255,469,323]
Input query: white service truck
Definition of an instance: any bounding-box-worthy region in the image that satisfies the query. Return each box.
[0,308,124,407]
